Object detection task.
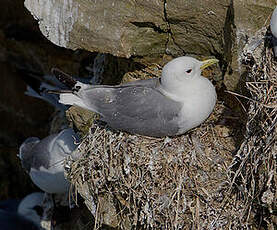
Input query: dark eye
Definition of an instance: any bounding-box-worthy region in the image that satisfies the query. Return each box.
[186,69,192,73]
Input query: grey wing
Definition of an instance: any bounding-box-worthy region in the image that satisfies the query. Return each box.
[119,78,159,87]
[29,133,59,170]
[19,137,40,172]
[80,80,183,137]
[77,78,160,115]
[27,129,79,171]
[51,128,79,156]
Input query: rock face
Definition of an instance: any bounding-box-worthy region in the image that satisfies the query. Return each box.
[24,0,166,58]
[24,0,230,59]
[1,0,276,229]
[23,0,276,106]
[166,0,231,57]
[23,0,276,86]
[225,0,275,91]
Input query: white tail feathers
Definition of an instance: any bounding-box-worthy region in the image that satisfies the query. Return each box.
[75,81,91,90]
[58,82,91,107]
[59,92,102,115]
[59,93,88,109]
[59,82,102,114]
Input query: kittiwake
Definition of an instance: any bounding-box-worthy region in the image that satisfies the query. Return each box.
[270,6,277,57]
[17,192,44,227]
[55,56,218,137]
[19,128,79,194]
[19,68,92,111]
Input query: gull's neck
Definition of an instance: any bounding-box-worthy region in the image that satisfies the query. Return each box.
[159,76,206,102]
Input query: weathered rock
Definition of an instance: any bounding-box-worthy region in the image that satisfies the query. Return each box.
[225,1,275,92]
[23,0,277,95]
[2,0,277,229]
[0,146,38,200]
[166,0,231,57]
[24,0,167,58]
[24,0,232,60]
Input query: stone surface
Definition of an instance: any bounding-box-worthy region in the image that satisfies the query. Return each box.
[225,0,275,92]
[23,0,277,95]
[24,0,167,58]
[166,0,230,57]
[24,0,231,59]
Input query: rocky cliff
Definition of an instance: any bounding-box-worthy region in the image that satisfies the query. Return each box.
[0,0,276,229]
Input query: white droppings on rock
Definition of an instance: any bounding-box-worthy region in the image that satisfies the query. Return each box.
[24,0,79,48]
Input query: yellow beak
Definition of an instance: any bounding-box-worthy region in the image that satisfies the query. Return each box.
[200,59,219,70]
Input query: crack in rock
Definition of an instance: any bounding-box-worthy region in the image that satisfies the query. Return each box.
[163,0,186,55]
[130,21,167,34]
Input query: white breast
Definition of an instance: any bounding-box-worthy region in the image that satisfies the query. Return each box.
[176,77,217,134]
[30,166,70,194]
[271,7,277,37]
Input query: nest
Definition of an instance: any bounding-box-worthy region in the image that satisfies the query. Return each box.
[227,27,277,228]
[65,27,276,229]
[66,103,236,229]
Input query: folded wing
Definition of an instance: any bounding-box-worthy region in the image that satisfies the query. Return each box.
[78,80,183,137]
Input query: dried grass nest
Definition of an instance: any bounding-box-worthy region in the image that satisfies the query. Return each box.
[65,27,276,229]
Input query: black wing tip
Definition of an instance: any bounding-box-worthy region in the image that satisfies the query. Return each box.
[51,67,77,89]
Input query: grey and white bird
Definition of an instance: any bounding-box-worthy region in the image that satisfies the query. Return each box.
[19,128,79,194]
[55,56,218,137]
[17,68,69,111]
[0,192,44,230]
[270,6,277,57]
[17,192,44,226]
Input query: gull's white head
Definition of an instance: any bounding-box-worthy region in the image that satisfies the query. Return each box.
[270,7,277,37]
[161,56,218,93]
